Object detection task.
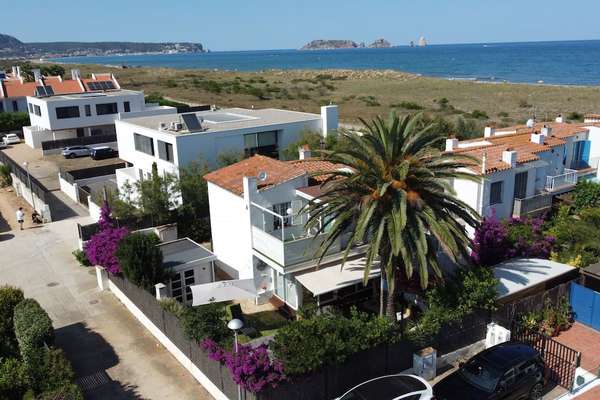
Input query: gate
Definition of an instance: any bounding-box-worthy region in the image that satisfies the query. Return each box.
[77,186,90,208]
[512,328,581,390]
[570,282,600,331]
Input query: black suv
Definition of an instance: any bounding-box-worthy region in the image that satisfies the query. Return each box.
[434,342,545,400]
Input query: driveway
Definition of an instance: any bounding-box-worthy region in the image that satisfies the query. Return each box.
[0,217,212,399]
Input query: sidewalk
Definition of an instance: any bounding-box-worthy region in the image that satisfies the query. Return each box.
[0,217,212,399]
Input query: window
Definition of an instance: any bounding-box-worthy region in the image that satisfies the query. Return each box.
[124,101,130,112]
[34,105,41,116]
[55,106,80,119]
[273,202,292,230]
[244,131,278,158]
[513,171,528,199]
[85,104,91,117]
[184,269,195,302]
[157,140,174,162]
[12,101,18,112]
[490,181,503,205]
[134,133,154,156]
[170,269,196,304]
[95,102,118,115]
[28,103,33,113]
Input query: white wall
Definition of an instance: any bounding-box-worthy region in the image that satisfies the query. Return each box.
[586,126,600,169]
[207,182,254,279]
[58,175,79,203]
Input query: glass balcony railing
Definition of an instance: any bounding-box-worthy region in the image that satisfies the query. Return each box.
[545,169,577,192]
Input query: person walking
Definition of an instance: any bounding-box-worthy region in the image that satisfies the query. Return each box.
[16,207,25,230]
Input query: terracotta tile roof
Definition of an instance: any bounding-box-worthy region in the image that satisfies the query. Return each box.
[1,76,84,98]
[41,77,83,95]
[2,80,38,97]
[287,158,346,182]
[296,185,324,198]
[451,122,588,174]
[204,155,306,195]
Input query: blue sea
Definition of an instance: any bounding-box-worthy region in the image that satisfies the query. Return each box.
[51,40,600,86]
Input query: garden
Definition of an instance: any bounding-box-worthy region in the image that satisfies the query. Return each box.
[0,285,82,400]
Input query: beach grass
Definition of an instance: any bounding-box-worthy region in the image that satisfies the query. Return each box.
[59,64,600,125]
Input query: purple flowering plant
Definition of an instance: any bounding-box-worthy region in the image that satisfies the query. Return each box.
[84,203,129,274]
[201,338,286,393]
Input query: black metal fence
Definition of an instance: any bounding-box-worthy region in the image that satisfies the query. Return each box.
[512,326,581,390]
[60,163,126,184]
[0,150,48,202]
[41,133,117,151]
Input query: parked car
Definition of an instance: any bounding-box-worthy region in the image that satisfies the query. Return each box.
[434,342,545,400]
[335,374,433,400]
[3,133,20,145]
[90,146,118,160]
[0,140,6,149]
[62,146,90,159]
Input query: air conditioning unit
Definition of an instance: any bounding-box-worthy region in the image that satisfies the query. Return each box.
[169,121,183,131]
[486,323,511,348]
[159,122,168,130]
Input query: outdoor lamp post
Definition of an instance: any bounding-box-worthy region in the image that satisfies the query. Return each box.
[227,318,244,400]
[22,161,36,211]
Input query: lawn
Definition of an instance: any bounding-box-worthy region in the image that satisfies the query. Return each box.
[238,310,290,343]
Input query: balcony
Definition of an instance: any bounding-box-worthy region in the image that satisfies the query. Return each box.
[513,193,553,218]
[250,202,342,268]
[545,169,577,192]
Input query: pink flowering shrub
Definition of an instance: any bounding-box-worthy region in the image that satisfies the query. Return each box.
[471,211,555,267]
[84,203,129,274]
[201,338,286,393]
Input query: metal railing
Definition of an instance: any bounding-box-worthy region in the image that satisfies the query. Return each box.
[0,150,48,202]
[41,133,117,151]
[513,193,553,217]
[545,169,577,192]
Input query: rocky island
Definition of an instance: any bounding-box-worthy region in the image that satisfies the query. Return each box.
[301,38,393,50]
[0,33,204,59]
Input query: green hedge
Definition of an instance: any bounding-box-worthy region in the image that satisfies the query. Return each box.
[0,112,30,132]
[117,232,166,290]
[0,286,25,357]
[13,298,54,380]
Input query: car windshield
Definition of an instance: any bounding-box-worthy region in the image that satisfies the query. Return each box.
[459,357,503,392]
[340,375,425,400]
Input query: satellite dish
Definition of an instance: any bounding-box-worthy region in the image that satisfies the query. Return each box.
[526,119,535,128]
[286,208,293,215]
[258,171,268,181]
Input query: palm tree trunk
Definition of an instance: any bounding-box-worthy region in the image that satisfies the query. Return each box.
[385,279,396,320]
[379,275,386,317]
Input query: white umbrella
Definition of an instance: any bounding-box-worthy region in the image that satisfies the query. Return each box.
[190,279,257,306]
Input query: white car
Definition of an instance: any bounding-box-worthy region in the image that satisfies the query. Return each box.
[3,134,20,145]
[335,374,433,400]
[62,146,91,159]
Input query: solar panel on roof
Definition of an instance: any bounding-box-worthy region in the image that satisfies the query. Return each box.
[101,81,115,90]
[182,113,203,131]
[34,86,54,97]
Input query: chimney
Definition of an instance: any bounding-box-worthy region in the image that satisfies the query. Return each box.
[481,151,488,174]
[555,114,564,123]
[502,149,517,168]
[484,126,495,138]
[11,66,18,77]
[531,133,545,145]
[298,145,312,160]
[445,138,459,151]
[321,105,339,138]
[71,69,81,80]
[32,68,42,81]
[540,125,552,136]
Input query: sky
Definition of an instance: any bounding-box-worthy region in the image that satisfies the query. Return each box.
[4,0,600,51]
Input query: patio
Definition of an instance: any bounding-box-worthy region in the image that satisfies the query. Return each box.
[554,322,600,374]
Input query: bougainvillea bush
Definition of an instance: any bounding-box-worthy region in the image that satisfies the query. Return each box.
[84,204,128,274]
[201,338,286,393]
[471,212,555,267]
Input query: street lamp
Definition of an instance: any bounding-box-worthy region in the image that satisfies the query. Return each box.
[22,162,36,211]
[227,318,244,400]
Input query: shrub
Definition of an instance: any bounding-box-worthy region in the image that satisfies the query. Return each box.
[518,99,531,108]
[0,164,11,187]
[572,180,600,211]
[0,357,29,400]
[547,206,600,267]
[201,339,286,393]
[84,204,129,274]
[71,249,91,267]
[391,101,424,110]
[0,112,30,131]
[567,111,584,122]
[116,233,165,290]
[471,212,510,266]
[271,308,398,375]
[519,297,572,337]
[281,130,323,160]
[159,298,185,318]
[35,348,83,398]
[13,299,54,383]
[470,109,489,119]
[437,97,450,109]
[0,286,24,357]
[497,111,509,117]
[181,303,231,344]
[217,150,245,167]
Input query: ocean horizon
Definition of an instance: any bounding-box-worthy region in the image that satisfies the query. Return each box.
[51,40,600,86]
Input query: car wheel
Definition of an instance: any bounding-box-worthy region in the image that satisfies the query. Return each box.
[67,153,75,159]
[529,382,543,400]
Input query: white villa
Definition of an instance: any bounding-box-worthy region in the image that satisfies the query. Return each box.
[446,117,600,223]
[22,70,175,149]
[204,151,379,312]
[114,105,338,192]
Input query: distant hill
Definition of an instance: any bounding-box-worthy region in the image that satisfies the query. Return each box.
[0,33,204,59]
[368,38,391,48]
[301,40,360,50]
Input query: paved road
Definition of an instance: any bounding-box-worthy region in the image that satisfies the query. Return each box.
[0,218,212,400]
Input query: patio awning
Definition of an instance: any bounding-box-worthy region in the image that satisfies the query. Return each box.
[494,258,575,299]
[295,257,380,296]
[190,279,257,306]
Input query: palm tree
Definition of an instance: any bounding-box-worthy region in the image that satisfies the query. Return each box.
[305,113,480,318]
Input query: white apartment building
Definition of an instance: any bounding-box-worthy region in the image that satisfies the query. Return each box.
[22,71,175,149]
[204,152,379,311]
[114,105,339,193]
[447,118,600,223]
